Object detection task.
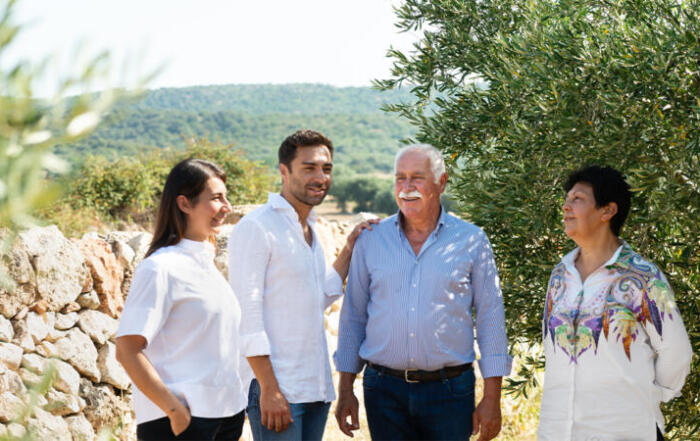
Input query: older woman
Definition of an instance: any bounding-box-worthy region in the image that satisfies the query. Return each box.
[538,166,693,441]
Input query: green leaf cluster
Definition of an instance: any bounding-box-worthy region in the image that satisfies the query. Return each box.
[379,0,700,437]
[331,176,397,214]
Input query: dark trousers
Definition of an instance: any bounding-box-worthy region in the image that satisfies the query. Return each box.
[657,426,664,441]
[362,365,475,441]
[137,411,245,441]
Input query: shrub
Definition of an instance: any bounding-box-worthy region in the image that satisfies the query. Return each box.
[41,138,276,233]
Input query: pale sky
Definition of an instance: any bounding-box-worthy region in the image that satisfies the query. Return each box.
[5,0,420,95]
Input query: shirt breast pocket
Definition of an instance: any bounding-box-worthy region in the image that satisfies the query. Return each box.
[441,268,473,308]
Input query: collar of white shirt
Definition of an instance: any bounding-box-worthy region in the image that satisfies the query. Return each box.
[267,192,317,225]
[175,238,216,266]
[560,241,625,274]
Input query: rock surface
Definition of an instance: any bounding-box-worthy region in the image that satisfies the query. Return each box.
[54,328,100,382]
[0,230,37,318]
[65,413,96,441]
[78,238,125,318]
[27,407,72,441]
[97,342,130,390]
[19,226,88,312]
[78,310,118,345]
[0,342,23,370]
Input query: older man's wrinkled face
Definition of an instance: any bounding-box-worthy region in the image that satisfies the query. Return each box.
[394,150,446,220]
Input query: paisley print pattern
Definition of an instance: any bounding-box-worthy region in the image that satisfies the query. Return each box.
[543,243,679,363]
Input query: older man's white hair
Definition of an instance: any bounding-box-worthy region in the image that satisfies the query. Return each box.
[394,143,446,183]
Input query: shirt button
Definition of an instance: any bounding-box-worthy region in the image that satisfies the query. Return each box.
[412,283,417,287]
[410,307,415,312]
[410,358,415,363]
[409,333,415,337]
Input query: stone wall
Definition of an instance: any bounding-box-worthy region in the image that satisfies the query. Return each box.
[0,211,355,440]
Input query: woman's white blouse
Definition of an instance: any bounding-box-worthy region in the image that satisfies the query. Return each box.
[116,239,246,424]
[538,243,693,441]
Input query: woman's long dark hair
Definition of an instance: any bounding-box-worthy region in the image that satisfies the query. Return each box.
[145,158,227,258]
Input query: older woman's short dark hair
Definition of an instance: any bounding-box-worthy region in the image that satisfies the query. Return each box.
[564,166,632,237]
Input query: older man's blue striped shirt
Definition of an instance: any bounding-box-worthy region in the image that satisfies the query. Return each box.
[334,209,512,378]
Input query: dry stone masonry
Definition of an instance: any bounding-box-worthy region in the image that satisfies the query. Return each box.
[0,207,359,440]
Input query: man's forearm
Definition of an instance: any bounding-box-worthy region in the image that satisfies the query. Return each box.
[482,376,503,400]
[338,371,357,393]
[247,355,281,392]
[333,245,353,281]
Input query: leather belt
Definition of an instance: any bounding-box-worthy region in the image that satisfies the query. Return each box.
[366,362,472,383]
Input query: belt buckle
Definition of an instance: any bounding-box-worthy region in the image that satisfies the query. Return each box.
[404,369,419,383]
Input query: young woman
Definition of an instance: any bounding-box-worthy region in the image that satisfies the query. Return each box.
[538,166,692,441]
[116,158,246,441]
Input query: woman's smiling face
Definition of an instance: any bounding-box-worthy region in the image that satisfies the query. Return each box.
[181,176,231,241]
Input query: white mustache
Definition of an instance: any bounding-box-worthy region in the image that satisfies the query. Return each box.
[399,190,423,199]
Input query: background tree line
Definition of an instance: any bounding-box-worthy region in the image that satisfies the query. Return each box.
[53,84,418,174]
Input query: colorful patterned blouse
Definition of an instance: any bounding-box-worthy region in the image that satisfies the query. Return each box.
[538,242,693,441]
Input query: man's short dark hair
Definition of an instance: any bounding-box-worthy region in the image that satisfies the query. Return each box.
[278,129,334,170]
[564,165,632,237]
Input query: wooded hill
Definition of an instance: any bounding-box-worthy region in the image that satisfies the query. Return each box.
[55,84,417,173]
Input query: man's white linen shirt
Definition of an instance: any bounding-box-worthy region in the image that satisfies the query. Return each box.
[116,239,247,424]
[538,243,693,441]
[227,193,344,403]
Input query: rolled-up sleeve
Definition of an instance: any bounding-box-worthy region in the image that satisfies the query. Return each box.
[323,267,344,309]
[644,273,693,402]
[228,219,272,357]
[471,230,512,378]
[117,260,170,346]
[334,236,370,374]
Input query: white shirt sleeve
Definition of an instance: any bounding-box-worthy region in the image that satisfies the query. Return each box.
[644,272,693,402]
[323,266,344,309]
[116,259,171,346]
[228,219,273,357]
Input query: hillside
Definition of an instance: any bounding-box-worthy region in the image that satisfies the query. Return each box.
[55,84,418,173]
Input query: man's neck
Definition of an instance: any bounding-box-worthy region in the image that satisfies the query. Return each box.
[402,206,441,235]
[280,189,312,225]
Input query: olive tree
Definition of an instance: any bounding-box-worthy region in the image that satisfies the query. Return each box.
[377,0,699,437]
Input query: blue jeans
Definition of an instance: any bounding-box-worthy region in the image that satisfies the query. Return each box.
[363,365,475,441]
[247,379,330,441]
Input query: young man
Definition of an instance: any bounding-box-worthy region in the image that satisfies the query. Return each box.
[228,129,373,441]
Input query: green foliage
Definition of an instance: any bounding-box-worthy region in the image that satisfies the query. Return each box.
[330,176,397,214]
[379,0,700,437]
[0,0,138,290]
[41,138,276,235]
[52,85,417,174]
[134,83,416,115]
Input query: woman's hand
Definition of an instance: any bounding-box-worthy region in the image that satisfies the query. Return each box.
[168,400,191,436]
[115,336,194,436]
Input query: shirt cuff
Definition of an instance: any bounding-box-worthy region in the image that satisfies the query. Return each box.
[241,331,271,357]
[478,354,513,378]
[324,268,343,297]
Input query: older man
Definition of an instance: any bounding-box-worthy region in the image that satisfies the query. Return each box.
[334,144,512,441]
